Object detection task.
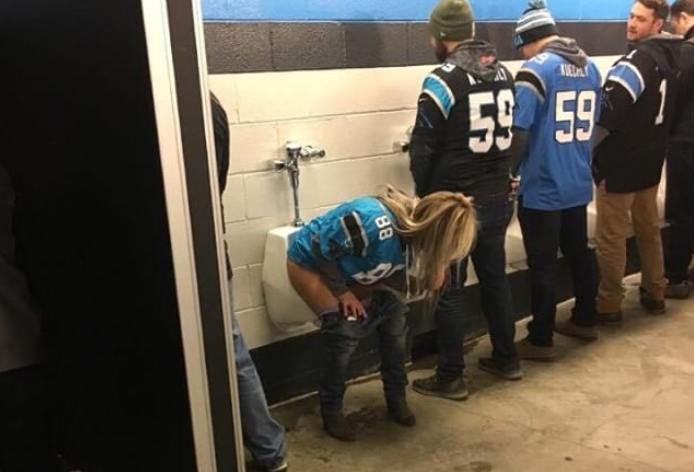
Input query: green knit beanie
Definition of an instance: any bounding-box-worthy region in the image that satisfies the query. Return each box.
[428,0,474,42]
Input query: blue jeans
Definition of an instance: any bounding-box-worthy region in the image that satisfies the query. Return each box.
[320,291,409,415]
[434,193,517,382]
[231,288,287,470]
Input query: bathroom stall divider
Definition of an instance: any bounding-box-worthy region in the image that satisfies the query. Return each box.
[142,0,244,471]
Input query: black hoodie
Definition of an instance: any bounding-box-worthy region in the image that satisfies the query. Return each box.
[594,34,682,193]
[409,40,515,198]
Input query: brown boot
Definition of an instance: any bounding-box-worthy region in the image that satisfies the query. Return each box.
[554,319,598,341]
[515,337,556,362]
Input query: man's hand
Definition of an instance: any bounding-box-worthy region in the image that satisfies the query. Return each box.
[338,290,367,321]
[509,175,521,201]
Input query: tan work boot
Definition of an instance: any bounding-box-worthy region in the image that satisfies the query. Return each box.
[554,319,598,341]
[515,337,556,361]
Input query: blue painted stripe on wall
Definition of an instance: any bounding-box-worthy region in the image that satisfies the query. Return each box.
[204,0,639,21]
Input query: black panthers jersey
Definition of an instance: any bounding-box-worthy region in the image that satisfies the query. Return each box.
[409,41,514,198]
[594,35,681,193]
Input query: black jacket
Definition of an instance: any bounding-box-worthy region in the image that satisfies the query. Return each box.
[211,93,233,279]
[672,26,694,142]
[594,34,681,192]
[409,41,514,198]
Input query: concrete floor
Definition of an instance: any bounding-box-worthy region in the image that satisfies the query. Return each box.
[271,275,694,472]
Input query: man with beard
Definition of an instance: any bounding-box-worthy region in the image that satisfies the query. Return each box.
[409,0,521,401]
[592,0,680,322]
[664,0,694,299]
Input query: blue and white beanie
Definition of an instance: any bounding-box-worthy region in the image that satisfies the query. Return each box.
[513,0,558,48]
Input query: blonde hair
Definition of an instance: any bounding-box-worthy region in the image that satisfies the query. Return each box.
[377,185,477,298]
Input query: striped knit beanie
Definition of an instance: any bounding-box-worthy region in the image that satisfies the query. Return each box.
[513,0,558,48]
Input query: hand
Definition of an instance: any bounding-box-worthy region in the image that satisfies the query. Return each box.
[509,176,521,201]
[338,290,367,320]
[428,267,447,292]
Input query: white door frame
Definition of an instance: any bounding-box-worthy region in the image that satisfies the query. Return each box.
[140,1,244,470]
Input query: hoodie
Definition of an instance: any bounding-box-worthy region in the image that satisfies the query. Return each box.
[511,36,603,211]
[509,36,593,174]
[409,41,515,198]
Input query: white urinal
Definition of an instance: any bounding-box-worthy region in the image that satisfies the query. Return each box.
[261,226,318,332]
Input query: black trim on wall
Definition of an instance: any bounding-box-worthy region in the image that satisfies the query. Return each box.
[253,235,649,405]
[205,21,627,74]
[166,2,239,470]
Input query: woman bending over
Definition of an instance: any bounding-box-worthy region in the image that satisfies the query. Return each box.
[287,185,476,441]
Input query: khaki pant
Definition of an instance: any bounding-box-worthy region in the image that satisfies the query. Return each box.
[595,183,666,313]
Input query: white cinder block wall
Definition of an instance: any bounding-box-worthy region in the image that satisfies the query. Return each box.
[212,56,621,349]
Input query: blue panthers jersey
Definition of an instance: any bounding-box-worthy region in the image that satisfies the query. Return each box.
[513,51,602,210]
[287,197,406,286]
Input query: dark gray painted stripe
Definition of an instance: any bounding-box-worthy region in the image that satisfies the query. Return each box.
[205,21,627,74]
[253,233,650,405]
[166,1,240,470]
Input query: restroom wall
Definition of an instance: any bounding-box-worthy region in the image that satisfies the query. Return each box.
[204,0,631,351]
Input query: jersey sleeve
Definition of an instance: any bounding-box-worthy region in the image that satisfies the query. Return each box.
[513,60,548,130]
[598,52,648,130]
[409,68,453,196]
[421,71,457,120]
[604,53,646,103]
[313,210,373,260]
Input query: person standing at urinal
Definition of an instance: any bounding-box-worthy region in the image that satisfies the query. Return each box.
[509,0,603,361]
[592,0,679,323]
[409,0,521,399]
[211,94,289,472]
[664,0,694,299]
[286,186,476,441]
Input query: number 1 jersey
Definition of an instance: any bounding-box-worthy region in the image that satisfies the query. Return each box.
[514,50,602,210]
[594,35,681,193]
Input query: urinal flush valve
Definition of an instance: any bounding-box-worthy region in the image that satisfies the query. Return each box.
[272,141,326,227]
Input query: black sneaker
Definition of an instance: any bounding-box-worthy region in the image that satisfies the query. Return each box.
[322,412,356,442]
[412,374,469,401]
[386,398,416,427]
[477,358,523,381]
[639,287,667,314]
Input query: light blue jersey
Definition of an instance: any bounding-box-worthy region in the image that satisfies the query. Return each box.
[287,197,406,286]
[513,50,602,210]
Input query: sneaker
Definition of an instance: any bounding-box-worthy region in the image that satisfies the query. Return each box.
[554,319,598,340]
[639,287,667,314]
[665,281,690,300]
[477,358,523,381]
[322,412,356,442]
[515,337,556,361]
[386,398,416,427]
[246,461,288,472]
[267,462,288,472]
[412,374,469,401]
